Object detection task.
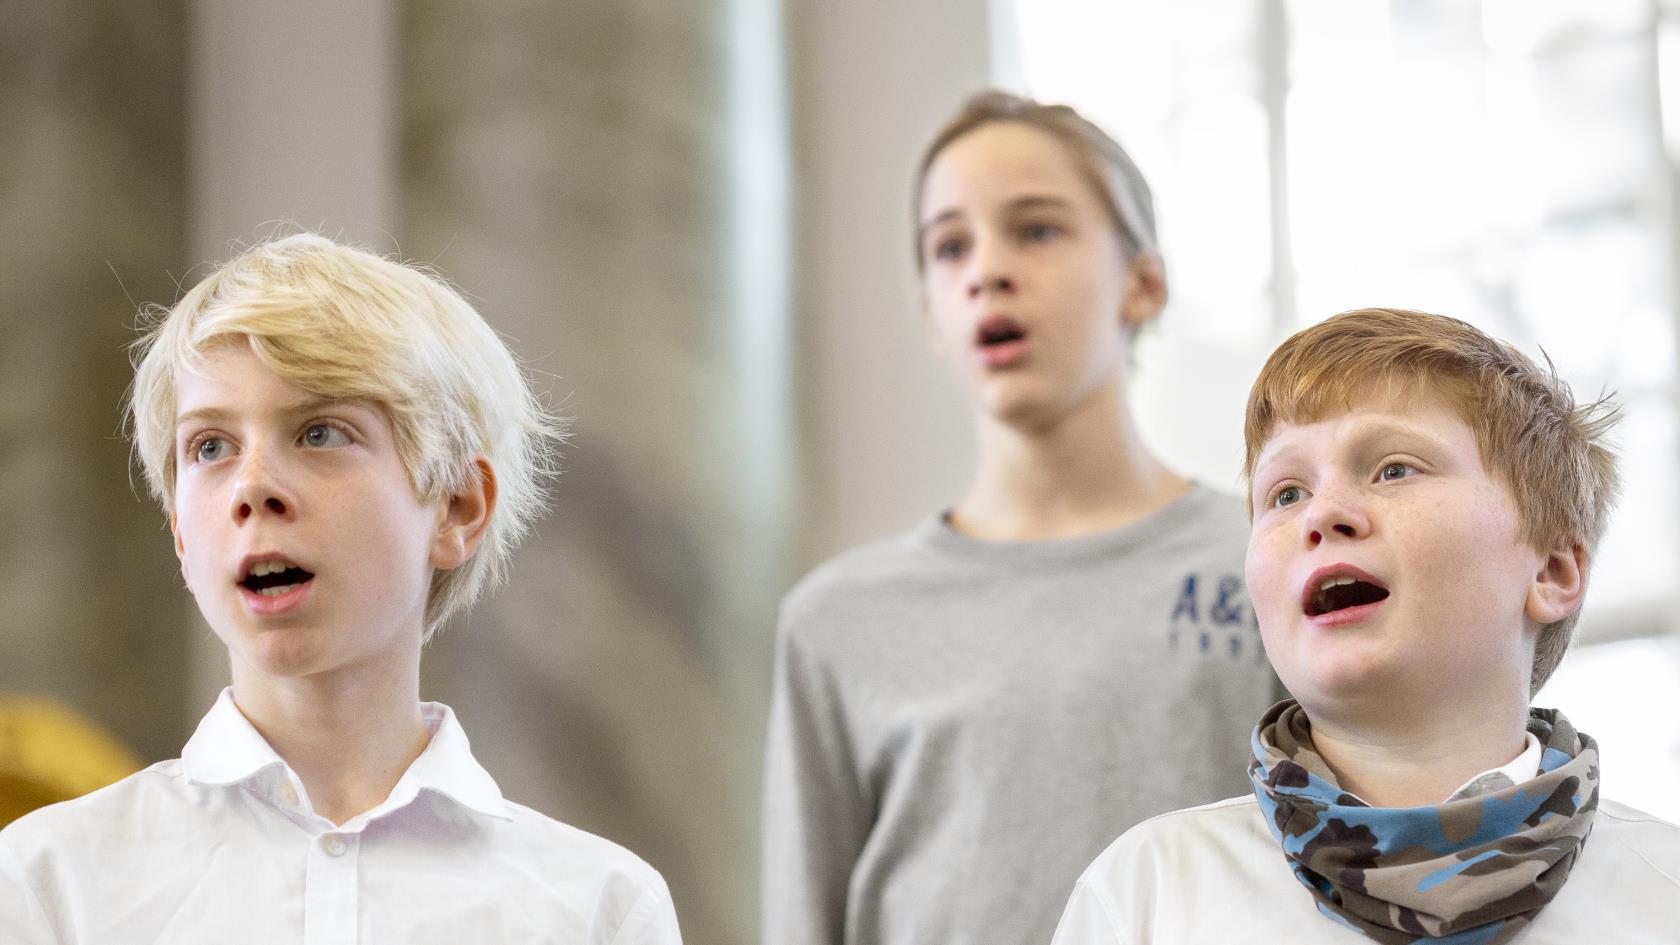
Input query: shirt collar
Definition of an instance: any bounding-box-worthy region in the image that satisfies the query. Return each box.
[180,688,512,822]
[1443,731,1543,803]
[388,700,513,821]
[179,688,288,786]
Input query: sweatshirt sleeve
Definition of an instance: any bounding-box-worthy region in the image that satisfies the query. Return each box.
[760,596,872,945]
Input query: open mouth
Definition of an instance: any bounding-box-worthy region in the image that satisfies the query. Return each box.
[1303,574,1390,617]
[239,558,315,598]
[975,316,1027,348]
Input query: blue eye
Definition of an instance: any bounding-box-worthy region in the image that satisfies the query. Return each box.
[301,423,350,448]
[1379,462,1413,482]
[1272,485,1306,508]
[194,437,228,463]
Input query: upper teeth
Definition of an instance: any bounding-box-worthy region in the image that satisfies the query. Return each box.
[249,560,292,577]
[1320,576,1358,590]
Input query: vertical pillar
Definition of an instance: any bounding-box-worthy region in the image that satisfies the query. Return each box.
[184,0,397,704]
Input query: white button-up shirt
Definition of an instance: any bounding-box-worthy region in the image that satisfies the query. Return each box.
[0,689,682,944]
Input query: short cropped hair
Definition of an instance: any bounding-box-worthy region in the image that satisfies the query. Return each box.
[912,89,1162,271]
[128,233,563,637]
[1243,308,1621,694]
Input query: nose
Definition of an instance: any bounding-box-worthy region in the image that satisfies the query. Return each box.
[965,235,1016,299]
[1301,482,1369,548]
[967,272,1015,298]
[229,451,296,524]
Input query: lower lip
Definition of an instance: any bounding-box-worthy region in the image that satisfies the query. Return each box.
[1308,599,1386,627]
[239,581,313,616]
[979,338,1030,369]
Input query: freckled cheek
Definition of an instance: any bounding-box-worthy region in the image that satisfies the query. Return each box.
[1244,531,1292,626]
[173,501,218,580]
[1408,495,1506,585]
[352,494,436,559]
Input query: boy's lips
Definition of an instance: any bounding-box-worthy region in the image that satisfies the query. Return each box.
[239,579,314,616]
[975,315,1030,369]
[1301,563,1390,625]
[234,551,316,616]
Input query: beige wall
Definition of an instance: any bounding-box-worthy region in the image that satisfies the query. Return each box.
[787,0,987,567]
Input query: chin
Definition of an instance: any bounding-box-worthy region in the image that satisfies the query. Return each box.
[221,625,338,680]
[982,386,1066,430]
[251,648,331,681]
[1288,647,1403,711]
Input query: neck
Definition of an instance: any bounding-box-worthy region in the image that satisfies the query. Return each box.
[229,642,428,826]
[1307,696,1531,808]
[952,376,1187,541]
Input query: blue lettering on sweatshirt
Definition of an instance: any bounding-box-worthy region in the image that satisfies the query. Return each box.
[1169,572,1263,660]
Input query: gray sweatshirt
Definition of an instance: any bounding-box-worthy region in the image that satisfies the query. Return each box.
[761,484,1285,945]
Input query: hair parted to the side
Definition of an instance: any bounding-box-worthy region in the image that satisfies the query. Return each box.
[1242,308,1622,694]
[127,232,565,639]
[912,89,1162,274]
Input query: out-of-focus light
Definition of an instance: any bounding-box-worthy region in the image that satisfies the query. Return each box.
[1536,635,1680,822]
[1659,23,1680,158]
[1482,0,1649,59]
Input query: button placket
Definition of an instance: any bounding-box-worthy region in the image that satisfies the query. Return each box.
[303,830,360,944]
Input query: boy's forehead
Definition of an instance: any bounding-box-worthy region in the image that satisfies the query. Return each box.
[1254,386,1477,464]
[176,342,292,400]
[173,343,373,424]
[921,123,1088,218]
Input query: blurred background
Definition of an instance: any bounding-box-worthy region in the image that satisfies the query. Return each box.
[2,1,1676,943]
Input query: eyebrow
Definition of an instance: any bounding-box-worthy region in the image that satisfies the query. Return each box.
[917,195,1077,240]
[1251,418,1451,480]
[1340,419,1451,454]
[174,397,356,433]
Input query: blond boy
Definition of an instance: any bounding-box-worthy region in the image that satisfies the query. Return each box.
[1053,309,1680,944]
[0,234,682,943]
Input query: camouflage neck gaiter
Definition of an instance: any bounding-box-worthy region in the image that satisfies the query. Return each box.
[1248,700,1599,944]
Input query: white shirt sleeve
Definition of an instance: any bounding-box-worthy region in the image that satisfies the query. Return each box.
[606,878,683,945]
[1050,879,1130,945]
[0,836,57,945]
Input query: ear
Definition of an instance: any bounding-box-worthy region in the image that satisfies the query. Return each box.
[170,513,190,584]
[429,456,498,571]
[1119,253,1167,329]
[1525,540,1587,626]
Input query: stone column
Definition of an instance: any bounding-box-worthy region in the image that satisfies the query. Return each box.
[399,2,790,942]
[0,2,193,762]
[786,0,992,566]
[184,0,399,706]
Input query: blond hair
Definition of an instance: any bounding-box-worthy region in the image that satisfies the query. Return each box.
[1243,308,1621,693]
[128,233,563,637]
[912,89,1161,270]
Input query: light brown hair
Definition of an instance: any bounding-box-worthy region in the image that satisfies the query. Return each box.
[1243,307,1621,693]
[912,89,1160,271]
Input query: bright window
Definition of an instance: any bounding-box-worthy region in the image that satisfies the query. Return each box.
[1012,0,1680,819]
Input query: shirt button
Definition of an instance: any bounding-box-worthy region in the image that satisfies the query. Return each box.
[322,834,348,857]
[279,783,299,806]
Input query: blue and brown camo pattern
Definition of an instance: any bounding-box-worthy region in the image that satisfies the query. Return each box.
[1248,701,1598,945]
